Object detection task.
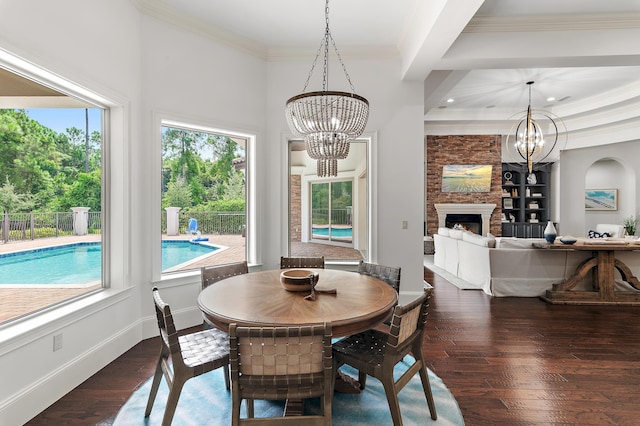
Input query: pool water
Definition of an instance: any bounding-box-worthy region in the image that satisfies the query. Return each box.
[0,241,218,285]
[312,227,353,238]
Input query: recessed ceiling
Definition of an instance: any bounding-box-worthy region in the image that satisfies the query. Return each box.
[137,0,640,149]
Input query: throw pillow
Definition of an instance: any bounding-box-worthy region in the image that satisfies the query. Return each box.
[588,229,611,238]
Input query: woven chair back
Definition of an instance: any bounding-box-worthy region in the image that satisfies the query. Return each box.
[280,256,325,269]
[357,261,401,293]
[201,261,249,290]
[152,287,180,356]
[386,289,430,350]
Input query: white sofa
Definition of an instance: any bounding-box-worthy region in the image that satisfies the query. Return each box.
[432,227,640,297]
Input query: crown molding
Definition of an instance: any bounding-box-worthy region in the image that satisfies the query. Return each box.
[131,0,268,59]
[465,13,640,33]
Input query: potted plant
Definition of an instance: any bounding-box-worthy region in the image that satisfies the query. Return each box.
[623,215,637,237]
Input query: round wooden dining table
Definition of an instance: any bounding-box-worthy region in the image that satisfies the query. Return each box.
[197,268,398,337]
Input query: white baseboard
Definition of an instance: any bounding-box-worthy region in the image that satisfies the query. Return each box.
[1,321,142,426]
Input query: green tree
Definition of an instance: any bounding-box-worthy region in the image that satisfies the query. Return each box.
[162,127,207,181]
[0,177,34,213]
[163,178,193,209]
[162,127,244,209]
[56,171,102,212]
[0,110,61,210]
[62,127,101,173]
[0,111,24,182]
[222,171,245,201]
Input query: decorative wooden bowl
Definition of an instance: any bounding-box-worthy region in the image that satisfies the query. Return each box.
[280,269,319,292]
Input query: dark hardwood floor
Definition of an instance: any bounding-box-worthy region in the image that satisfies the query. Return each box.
[26,267,640,425]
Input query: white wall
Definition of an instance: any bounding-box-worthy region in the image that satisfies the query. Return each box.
[584,160,629,231]
[0,1,143,424]
[0,3,426,425]
[559,140,640,237]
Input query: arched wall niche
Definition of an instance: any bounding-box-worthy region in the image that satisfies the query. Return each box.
[584,157,637,234]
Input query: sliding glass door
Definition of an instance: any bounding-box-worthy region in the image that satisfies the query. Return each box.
[311,180,352,244]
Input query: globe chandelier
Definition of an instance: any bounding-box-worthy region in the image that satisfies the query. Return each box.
[505,81,567,173]
[285,0,369,177]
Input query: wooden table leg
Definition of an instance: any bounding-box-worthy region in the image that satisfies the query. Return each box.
[543,249,640,306]
[597,251,615,301]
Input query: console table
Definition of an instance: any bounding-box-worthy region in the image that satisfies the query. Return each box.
[535,240,640,306]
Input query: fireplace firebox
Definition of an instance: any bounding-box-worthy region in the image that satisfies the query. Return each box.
[433,203,497,236]
[446,214,482,234]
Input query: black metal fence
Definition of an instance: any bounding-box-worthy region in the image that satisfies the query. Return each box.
[162,211,246,235]
[2,210,245,243]
[310,208,352,226]
[2,212,74,243]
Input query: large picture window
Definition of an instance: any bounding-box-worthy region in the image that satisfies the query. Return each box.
[160,122,248,274]
[0,64,105,325]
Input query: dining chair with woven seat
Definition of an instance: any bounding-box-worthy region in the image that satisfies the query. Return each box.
[332,289,437,425]
[280,256,325,269]
[229,322,333,426]
[357,260,401,293]
[145,287,231,426]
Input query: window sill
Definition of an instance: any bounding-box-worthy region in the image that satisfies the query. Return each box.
[0,287,133,355]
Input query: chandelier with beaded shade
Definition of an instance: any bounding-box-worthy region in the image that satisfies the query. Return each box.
[285,0,369,177]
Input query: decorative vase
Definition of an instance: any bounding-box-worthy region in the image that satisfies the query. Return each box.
[544,221,557,243]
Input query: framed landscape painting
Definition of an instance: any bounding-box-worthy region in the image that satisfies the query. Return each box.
[441,165,492,193]
[585,188,617,210]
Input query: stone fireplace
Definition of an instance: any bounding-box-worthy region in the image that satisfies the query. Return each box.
[434,203,496,236]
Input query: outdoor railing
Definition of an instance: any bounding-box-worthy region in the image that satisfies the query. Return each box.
[311,208,352,226]
[1,212,77,243]
[2,211,246,243]
[168,211,246,235]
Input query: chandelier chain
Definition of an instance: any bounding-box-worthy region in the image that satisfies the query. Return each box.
[302,36,325,93]
[323,0,330,91]
[328,33,356,93]
[300,0,356,94]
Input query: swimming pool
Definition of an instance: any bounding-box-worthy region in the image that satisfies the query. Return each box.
[0,241,219,285]
[312,227,353,238]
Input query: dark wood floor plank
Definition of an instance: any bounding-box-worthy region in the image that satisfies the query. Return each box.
[24,265,640,425]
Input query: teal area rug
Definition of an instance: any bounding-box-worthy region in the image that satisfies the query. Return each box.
[114,356,464,425]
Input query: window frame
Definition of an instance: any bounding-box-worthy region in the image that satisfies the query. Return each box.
[152,115,256,282]
[285,133,377,264]
[0,48,129,328]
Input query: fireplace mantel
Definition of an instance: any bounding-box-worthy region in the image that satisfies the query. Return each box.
[434,203,496,236]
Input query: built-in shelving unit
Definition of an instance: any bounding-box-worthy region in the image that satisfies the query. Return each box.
[501,163,553,238]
